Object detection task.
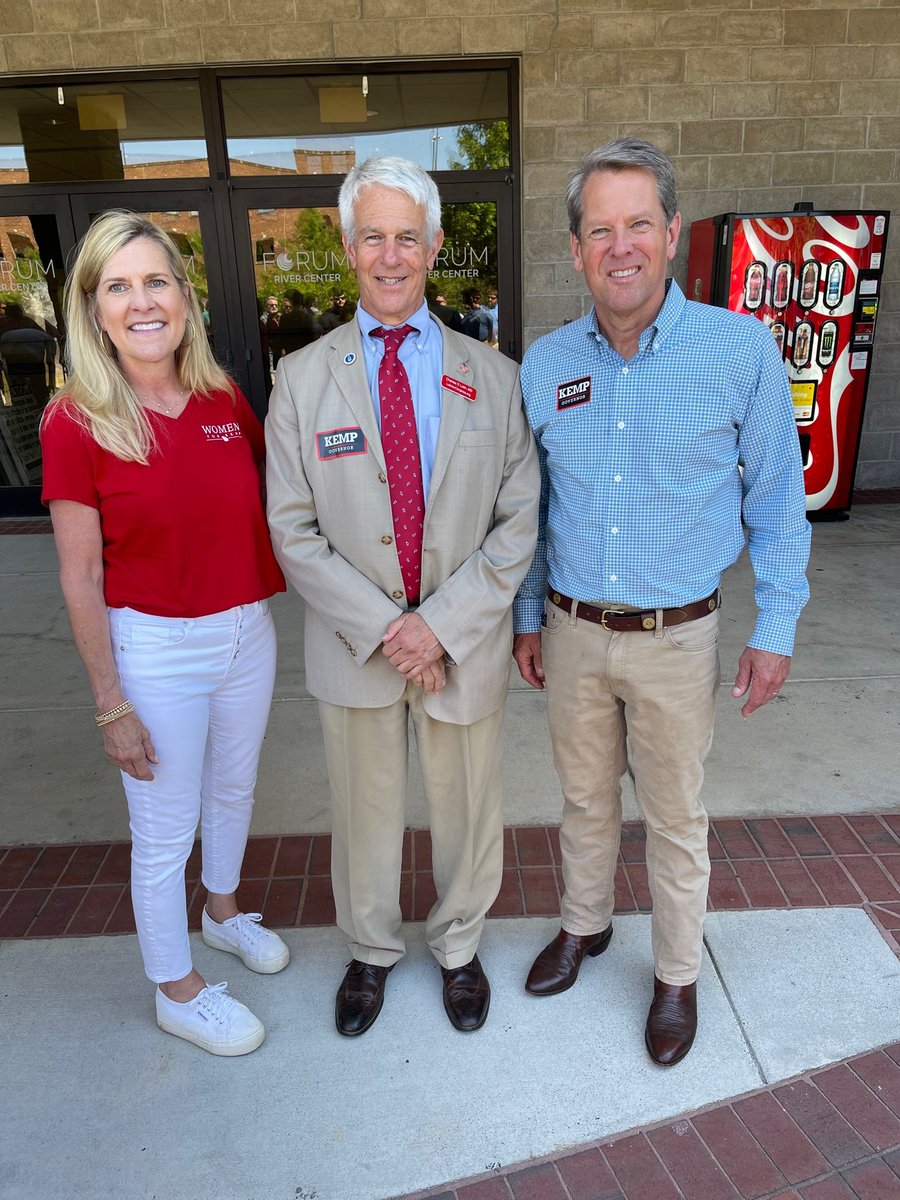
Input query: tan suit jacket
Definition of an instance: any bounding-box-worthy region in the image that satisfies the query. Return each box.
[266,315,540,725]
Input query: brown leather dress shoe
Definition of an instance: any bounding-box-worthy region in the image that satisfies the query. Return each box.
[525,925,613,996]
[645,976,697,1066]
[335,960,394,1037]
[441,955,490,1032]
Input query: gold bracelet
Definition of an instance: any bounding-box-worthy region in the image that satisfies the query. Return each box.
[95,700,134,727]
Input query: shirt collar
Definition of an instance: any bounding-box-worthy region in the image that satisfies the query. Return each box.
[586,277,686,355]
[356,299,435,350]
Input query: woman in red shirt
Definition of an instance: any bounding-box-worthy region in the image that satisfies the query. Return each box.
[41,211,288,1056]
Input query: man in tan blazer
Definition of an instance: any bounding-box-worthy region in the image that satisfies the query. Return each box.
[266,157,539,1036]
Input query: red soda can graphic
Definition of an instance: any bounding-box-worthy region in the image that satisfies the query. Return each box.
[773,261,792,309]
[744,261,766,310]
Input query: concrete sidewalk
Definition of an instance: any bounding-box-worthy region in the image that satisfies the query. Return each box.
[2,909,898,1200]
[2,506,899,844]
[1,506,899,1200]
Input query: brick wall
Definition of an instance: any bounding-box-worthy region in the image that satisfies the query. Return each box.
[1,1,897,486]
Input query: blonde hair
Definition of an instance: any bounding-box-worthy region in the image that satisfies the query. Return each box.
[44,210,234,463]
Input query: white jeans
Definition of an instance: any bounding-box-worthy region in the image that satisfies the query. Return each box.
[109,601,277,983]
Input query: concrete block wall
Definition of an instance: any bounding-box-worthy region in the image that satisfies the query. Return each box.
[1,1,897,486]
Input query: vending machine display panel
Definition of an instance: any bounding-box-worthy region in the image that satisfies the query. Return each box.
[687,207,889,516]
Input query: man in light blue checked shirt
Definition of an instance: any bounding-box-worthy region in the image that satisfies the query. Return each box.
[512,138,810,1067]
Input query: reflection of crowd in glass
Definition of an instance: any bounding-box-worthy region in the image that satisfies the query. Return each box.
[425,282,499,346]
[0,300,60,407]
[260,282,498,381]
[460,288,495,343]
[260,289,358,379]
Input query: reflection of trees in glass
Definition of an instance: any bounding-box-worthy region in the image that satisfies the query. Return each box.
[0,245,58,329]
[255,209,357,312]
[181,230,208,307]
[450,120,509,171]
[436,121,506,306]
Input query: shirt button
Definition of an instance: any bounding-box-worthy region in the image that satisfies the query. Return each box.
[392,589,404,600]
[610,574,617,582]
[614,474,622,483]
[611,526,618,534]
[617,421,625,429]
[621,367,629,375]
[381,535,393,545]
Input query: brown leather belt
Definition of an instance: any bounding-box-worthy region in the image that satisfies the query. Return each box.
[547,587,720,632]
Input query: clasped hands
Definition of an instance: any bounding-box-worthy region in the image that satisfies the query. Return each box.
[382,612,446,694]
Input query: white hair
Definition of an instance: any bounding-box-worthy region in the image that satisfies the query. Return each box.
[338,156,442,245]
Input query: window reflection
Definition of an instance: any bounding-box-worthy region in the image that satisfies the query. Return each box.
[0,216,65,485]
[222,71,509,175]
[246,200,500,397]
[0,82,207,184]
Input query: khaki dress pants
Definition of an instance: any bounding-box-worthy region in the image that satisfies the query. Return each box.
[542,597,720,985]
[319,681,505,971]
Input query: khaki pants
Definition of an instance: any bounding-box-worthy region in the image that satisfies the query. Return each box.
[320,683,505,971]
[542,597,720,984]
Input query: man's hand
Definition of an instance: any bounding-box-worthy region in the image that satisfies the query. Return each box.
[732,646,791,717]
[412,659,446,695]
[513,631,545,690]
[382,612,445,678]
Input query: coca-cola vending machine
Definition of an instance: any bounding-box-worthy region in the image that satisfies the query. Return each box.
[687,205,889,517]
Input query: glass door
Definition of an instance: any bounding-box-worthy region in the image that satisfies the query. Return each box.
[0,197,75,511]
[230,178,517,413]
[0,191,233,514]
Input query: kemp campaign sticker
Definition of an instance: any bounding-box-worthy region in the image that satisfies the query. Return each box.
[316,427,367,461]
[442,374,477,402]
[557,376,591,410]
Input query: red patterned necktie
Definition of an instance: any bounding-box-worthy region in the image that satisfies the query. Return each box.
[371,324,424,604]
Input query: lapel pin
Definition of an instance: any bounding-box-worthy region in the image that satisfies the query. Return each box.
[459,362,469,374]
[344,352,356,365]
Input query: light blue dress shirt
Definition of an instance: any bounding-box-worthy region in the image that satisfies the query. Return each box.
[513,281,811,656]
[356,301,444,500]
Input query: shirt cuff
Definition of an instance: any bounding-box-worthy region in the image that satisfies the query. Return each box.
[748,611,799,657]
[513,595,543,634]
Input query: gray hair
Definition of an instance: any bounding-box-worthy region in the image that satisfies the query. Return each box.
[566,137,678,237]
[338,156,443,245]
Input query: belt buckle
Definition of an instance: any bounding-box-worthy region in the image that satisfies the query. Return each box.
[600,608,624,629]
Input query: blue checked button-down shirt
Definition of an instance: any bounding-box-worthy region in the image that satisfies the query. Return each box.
[513,281,811,656]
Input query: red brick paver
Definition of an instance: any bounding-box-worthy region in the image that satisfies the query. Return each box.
[1,812,897,950]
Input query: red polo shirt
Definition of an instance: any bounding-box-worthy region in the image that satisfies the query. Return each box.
[41,388,285,617]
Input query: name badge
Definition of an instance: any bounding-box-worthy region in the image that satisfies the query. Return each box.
[442,374,477,402]
[556,376,591,410]
[316,427,367,461]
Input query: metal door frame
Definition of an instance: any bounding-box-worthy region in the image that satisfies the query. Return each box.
[229,175,519,416]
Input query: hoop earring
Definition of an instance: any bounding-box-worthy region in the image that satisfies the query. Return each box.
[100,330,117,359]
[181,319,195,348]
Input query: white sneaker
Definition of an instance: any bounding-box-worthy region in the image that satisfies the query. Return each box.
[202,909,290,974]
[155,982,265,1056]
